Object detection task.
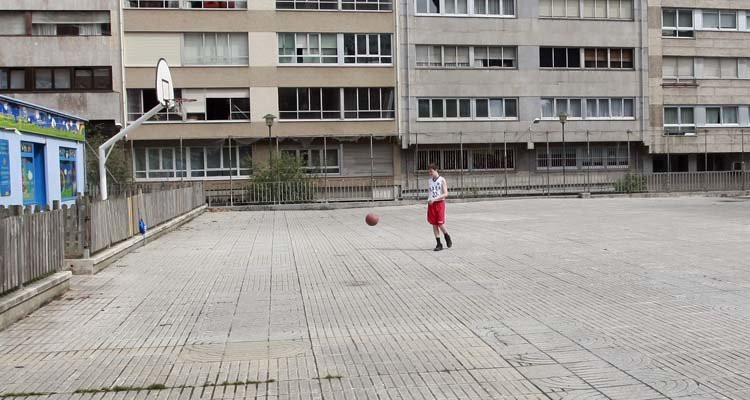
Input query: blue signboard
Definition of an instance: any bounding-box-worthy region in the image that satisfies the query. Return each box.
[0,139,9,197]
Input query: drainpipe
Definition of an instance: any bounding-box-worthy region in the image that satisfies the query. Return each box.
[637,0,646,165]
[118,0,127,129]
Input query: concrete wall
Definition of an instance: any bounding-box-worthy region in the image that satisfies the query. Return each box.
[647,1,750,154]
[0,130,85,207]
[0,0,124,123]
[399,0,650,147]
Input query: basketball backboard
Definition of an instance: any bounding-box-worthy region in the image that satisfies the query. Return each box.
[155,58,174,109]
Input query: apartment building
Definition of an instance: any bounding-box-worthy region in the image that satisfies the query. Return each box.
[647,2,750,173]
[0,0,123,130]
[121,0,399,185]
[398,0,649,184]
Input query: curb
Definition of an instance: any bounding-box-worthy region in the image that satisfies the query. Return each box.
[65,205,207,275]
[0,271,71,332]
[208,190,750,211]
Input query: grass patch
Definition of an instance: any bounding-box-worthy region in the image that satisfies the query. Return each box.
[315,374,343,380]
[73,379,276,394]
[0,392,53,398]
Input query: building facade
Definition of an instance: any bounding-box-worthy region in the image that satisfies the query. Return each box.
[398,0,650,188]
[647,1,750,173]
[0,0,124,132]
[121,0,399,188]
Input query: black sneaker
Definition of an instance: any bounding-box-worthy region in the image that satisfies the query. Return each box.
[434,243,443,251]
[445,234,452,248]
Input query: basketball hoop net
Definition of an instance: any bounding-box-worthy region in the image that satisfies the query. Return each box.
[172,98,197,121]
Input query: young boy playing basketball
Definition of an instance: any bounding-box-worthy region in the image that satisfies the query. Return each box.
[427,164,452,251]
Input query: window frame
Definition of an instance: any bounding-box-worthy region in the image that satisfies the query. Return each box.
[415,0,515,17]
[0,67,111,92]
[133,144,252,180]
[343,33,393,65]
[662,8,694,38]
[182,32,249,66]
[278,87,395,121]
[416,148,515,171]
[541,97,635,120]
[416,97,518,121]
[280,146,342,175]
[663,106,696,136]
[701,10,737,31]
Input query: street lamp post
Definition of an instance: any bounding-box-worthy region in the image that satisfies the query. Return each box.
[264,114,276,166]
[559,113,568,191]
[528,118,541,191]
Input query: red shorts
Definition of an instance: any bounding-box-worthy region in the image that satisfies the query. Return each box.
[427,200,446,226]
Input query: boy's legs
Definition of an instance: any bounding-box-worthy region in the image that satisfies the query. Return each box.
[439,224,452,248]
[432,225,443,251]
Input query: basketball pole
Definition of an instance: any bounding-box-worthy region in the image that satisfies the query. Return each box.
[98,103,164,200]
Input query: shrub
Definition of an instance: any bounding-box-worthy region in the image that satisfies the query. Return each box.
[614,173,646,193]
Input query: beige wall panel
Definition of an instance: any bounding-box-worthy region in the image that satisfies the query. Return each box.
[124,10,394,33]
[250,87,278,122]
[249,32,277,67]
[126,66,395,88]
[127,120,397,140]
[124,33,182,67]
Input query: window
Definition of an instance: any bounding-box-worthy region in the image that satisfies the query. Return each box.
[59,147,77,200]
[417,0,514,16]
[540,0,580,18]
[278,87,394,120]
[278,33,338,64]
[341,0,392,10]
[30,11,111,36]
[201,98,250,120]
[183,1,249,8]
[581,145,629,168]
[134,145,250,179]
[127,1,180,7]
[444,0,469,14]
[662,9,693,37]
[127,89,183,121]
[663,106,695,135]
[706,106,739,126]
[417,148,512,171]
[662,57,694,79]
[582,48,634,69]
[34,68,73,90]
[473,0,515,16]
[344,88,395,119]
[536,147,577,168]
[702,10,736,30]
[542,98,634,119]
[276,0,339,10]
[279,88,340,120]
[539,47,581,68]
[1,67,109,92]
[344,34,392,64]
[281,148,340,174]
[183,33,248,65]
[703,58,738,79]
[418,98,517,120]
[473,46,516,68]
[278,33,392,65]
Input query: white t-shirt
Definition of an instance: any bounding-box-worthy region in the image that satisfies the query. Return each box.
[428,176,446,201]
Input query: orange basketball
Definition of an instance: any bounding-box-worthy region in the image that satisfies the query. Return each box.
[365,212,379,226]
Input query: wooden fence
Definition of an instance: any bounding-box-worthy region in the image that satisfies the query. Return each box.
[85,182,205,254]
[0,205,65,295]
[2,182,205,263]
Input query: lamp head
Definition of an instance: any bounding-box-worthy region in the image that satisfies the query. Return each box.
[558,113,568,124]
[532,118,541,124]
[263,114,276,127]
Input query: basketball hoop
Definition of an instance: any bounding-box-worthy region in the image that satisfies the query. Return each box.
[173,98,197,121]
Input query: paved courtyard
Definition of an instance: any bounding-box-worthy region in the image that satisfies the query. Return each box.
[2,197,750,399]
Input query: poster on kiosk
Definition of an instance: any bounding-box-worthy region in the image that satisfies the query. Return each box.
[0,95,86,208]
